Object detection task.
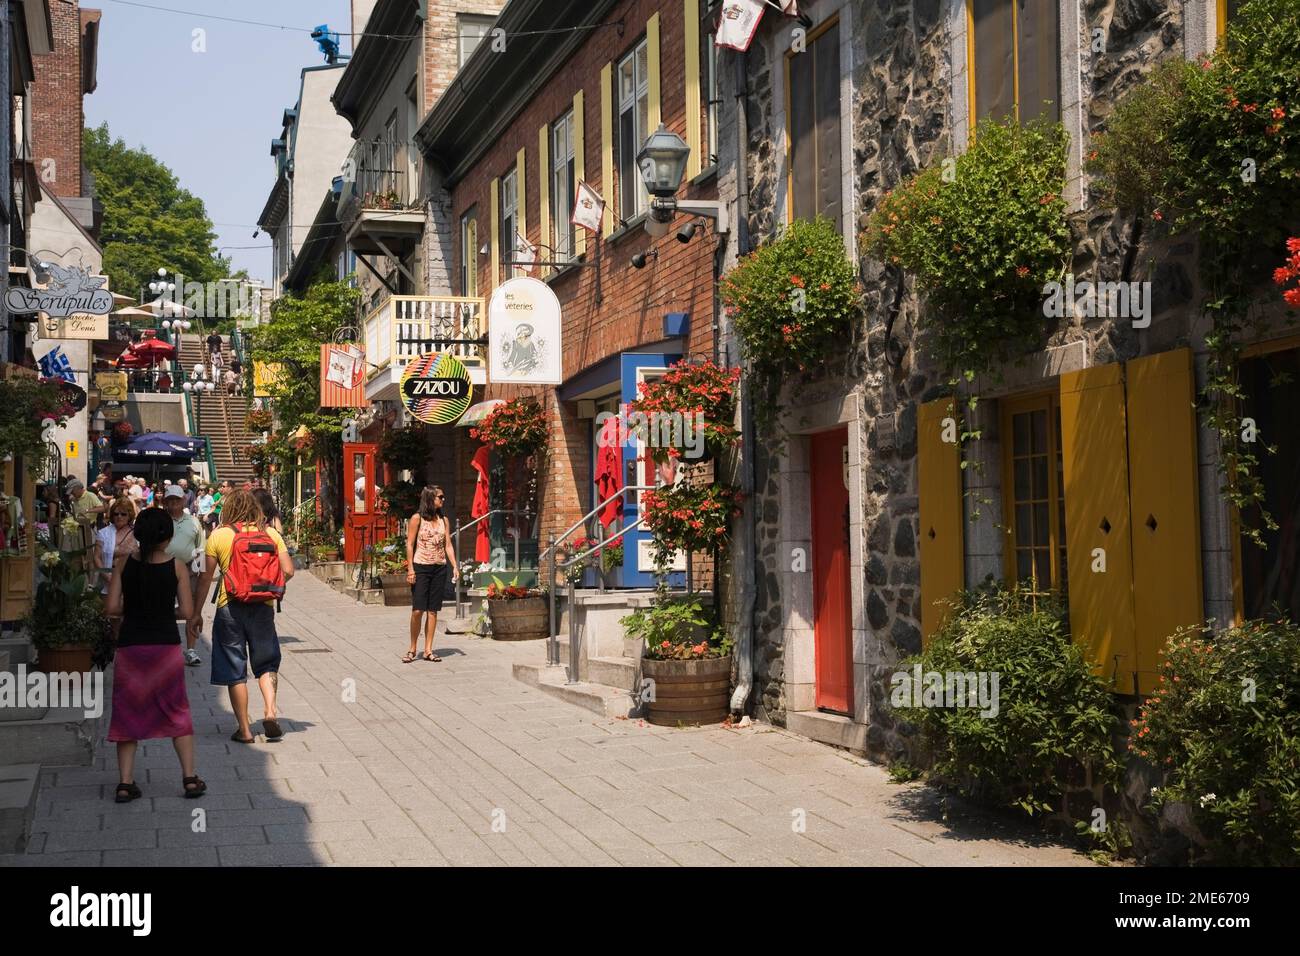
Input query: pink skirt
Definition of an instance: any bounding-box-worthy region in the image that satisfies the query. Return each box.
[107,644,195,742]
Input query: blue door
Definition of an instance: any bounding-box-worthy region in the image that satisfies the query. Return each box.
[620,352,683,588]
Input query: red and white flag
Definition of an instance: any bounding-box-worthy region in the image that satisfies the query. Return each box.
[571,180,605,234]
[715,0,765,51]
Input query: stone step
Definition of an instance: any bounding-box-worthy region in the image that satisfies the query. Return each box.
[511,661,640,719]
[0,764,41,855]
[588,655,641,693]
[0,636,33,668]
[0,706,100,766]
[343,587,385,605]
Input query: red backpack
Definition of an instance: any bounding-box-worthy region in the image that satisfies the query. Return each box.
[222,524,285,605]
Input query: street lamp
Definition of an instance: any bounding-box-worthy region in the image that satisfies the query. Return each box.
[636,124,729,239]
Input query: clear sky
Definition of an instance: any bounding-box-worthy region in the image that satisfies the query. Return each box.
[84,0,353,283]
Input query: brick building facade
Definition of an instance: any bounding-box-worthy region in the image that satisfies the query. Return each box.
[421,0,722,585]
[29,0,97,206]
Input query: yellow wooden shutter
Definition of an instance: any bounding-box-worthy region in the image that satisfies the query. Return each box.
[600,62,614,237]
[1125,348,1202,694]
[684,0,701,179]
[647,13,662,133]
[489,177,500,291]
[0,460,35,622]
[573,89,586,257]
[1060,364,1138,693]
[538,124,551,278]
[918,398,965,645]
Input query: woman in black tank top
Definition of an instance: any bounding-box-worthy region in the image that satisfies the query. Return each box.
[105,508,206,803]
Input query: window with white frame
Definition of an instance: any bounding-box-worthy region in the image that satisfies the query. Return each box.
[500,168,518,276]
[617,38,650,221]
[460,209,478,297]
[552,110,576,261]
[458,14,496,67]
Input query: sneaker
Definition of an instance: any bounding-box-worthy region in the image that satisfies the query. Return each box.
[184,648,201,667]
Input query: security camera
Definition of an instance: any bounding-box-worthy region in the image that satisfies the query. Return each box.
[676,222,698,244]
[631,249,659,270]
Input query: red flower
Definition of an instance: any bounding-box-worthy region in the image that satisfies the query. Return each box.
[1272,107,1287,120]
[1284,287,1300,308]
[1015,265,1030,278]
[1242,103,1258,113]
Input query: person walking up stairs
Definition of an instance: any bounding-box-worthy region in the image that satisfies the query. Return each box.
[178,331,257,485]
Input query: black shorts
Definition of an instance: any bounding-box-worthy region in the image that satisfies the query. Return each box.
[412,562,448,612]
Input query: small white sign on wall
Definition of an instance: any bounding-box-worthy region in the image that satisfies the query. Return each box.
[637,538,686,573]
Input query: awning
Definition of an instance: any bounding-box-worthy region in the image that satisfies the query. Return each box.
[457,399,505,427]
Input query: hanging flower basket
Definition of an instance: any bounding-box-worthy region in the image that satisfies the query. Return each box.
[627,359,740,464]
[640,481,743,568]
[470,397,549,460]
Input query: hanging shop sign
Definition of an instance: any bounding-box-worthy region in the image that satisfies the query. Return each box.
[400,352,473,425]
[253,361,286,398]
[55,380,87,413]
[487,276,562,385]
[320,343,366,407]
[38,312,108,341]
[95,371,128,403]
[100,402,126,424]
[5,263,113,317]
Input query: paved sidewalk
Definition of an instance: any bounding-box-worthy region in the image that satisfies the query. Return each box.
[6,573,1092,867]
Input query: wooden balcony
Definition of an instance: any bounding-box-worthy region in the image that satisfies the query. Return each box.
[361,295,486,403]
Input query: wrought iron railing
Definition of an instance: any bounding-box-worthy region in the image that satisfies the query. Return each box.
[338,138,418,220]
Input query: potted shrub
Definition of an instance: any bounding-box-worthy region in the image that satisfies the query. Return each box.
[25,547,111,674]
[484,575,548,641]
[624,597,731,726]
[374,537,411,605]
[311,543,341,563]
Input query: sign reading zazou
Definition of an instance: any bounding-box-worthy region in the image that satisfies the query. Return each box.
[488,277,562,385]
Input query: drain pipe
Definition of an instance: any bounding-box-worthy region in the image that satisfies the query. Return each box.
[729,47,756,716]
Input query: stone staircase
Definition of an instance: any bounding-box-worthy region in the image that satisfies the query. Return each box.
[178,333,255,484]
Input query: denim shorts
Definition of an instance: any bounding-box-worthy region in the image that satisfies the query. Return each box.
[210,601,281,685]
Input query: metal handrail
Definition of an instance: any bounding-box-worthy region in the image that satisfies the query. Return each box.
[290,495,318,546]
[451,506,536,618]
[538,485,655,563]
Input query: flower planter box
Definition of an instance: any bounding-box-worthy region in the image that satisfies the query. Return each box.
[35,645,94,674]
[640,654,731,727]
[487,596,548,641]
[380,572,411,607]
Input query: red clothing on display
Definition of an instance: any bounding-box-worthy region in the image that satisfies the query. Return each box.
[596,416,623,529]
[471,445,492,563]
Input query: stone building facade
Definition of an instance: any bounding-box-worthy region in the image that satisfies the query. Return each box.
[721,0,1285,763]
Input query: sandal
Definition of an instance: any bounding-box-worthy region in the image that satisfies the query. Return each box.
[402,650,417,664]
[182,775,207,799]
[423,651,441,662]
[230,730,255,744]
[114,782,142,803]
[262,718,283,741]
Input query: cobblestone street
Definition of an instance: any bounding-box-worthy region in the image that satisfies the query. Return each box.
[8,573,1091,867]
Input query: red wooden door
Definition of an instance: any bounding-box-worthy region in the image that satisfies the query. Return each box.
[811,427,853,714]
[343,442,379,563]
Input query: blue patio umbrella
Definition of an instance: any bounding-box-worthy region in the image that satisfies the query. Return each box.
[112,432,195,466]
[133,431,206,456]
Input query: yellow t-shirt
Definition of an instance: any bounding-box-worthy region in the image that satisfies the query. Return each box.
[206,523,287,607]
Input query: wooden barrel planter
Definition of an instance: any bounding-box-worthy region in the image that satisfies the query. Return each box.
[487,597,548,641]
[380,573,411,606]
[640,655,732,726]
[35,645,94,674]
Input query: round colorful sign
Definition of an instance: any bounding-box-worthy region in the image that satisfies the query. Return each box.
[400,352,473,425]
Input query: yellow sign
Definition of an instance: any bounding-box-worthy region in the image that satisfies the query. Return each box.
[253,362,286,398]
[65,440,79,459]
[95,371,128,402]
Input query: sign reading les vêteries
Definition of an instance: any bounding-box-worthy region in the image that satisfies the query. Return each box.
[488,277,562,385]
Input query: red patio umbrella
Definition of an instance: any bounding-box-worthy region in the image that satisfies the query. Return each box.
[116,337,176,368]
